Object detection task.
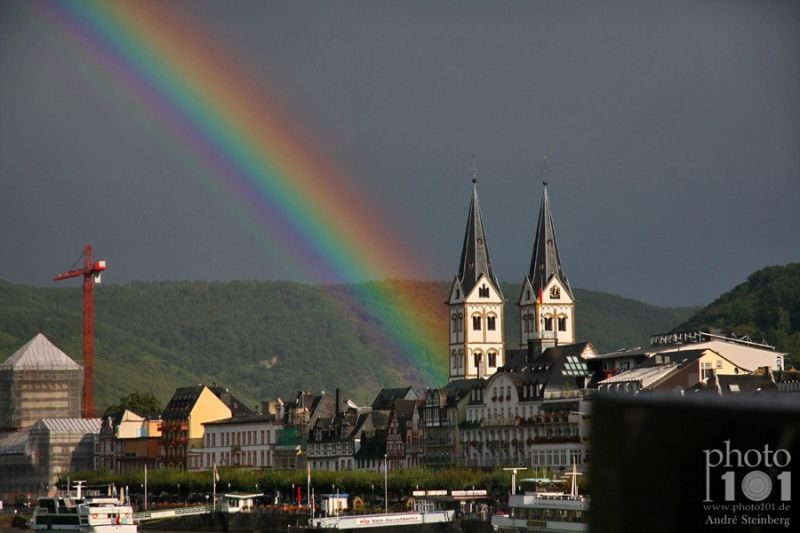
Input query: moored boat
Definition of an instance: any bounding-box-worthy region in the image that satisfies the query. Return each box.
[491,462,589,533]
[30,482,137,533]
[308,498,455,530]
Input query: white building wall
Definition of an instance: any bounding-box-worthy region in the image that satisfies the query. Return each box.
[194,420,282,472]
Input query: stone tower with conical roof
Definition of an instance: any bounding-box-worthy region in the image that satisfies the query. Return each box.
[518,169,575,354]
[447,168,506,382]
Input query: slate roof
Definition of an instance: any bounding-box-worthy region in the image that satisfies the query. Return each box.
[1,334,80,370]
[455,181,503,298]
[203,413,280,426]
[371,387,417,410]
[503,342,595,372]
[163,385,253,421]
[525,183,572,298]
[354,428,387,460]
[208,386,253,417]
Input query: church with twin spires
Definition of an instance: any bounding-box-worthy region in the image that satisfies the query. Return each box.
[447,163,575,382]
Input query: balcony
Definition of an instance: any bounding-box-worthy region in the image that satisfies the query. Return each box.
[543,388,596,400]
[159,422,188,432]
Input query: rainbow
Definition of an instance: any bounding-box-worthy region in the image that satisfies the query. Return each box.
[16,0,449,384]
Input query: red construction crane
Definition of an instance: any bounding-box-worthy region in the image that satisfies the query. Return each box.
[54,245,107,418]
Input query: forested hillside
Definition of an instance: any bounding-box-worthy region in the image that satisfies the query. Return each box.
[0,279,696,412]
[675,263,800,368]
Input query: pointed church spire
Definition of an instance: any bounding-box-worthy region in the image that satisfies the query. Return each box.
[456,156,503,298]
[527,157,572,298]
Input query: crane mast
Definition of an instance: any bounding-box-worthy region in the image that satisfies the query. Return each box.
[54,245,106,418]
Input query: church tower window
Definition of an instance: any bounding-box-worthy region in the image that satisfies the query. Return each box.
[543,317,553,331]
[558,317,567,331]
[472,316,482,330]
[487,316,496,330]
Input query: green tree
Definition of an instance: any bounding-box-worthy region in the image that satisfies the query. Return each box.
[103,391,163,417]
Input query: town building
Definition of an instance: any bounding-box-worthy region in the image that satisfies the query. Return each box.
[199,413,282,471]
[461,343,597,472]
[587,330,785,378]
[96,409,161,473]
[274,390,346,470]
[160,385,252,470]
[385,398,424,471]
[421,382,471,468]
[595,331,787,394]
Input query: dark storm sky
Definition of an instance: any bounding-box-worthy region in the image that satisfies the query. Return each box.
[1,0,798,307]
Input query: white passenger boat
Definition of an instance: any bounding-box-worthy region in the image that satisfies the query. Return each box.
[30,482,137,533]
[308,499,455,530]
[492,463,589,533]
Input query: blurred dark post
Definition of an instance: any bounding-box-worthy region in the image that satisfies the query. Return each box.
[590,394,800,532]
